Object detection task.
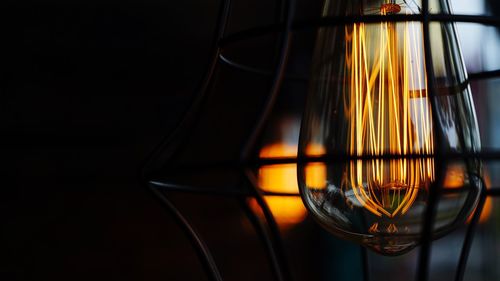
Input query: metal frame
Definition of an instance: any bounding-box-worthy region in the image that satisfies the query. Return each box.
[142,0,500,280]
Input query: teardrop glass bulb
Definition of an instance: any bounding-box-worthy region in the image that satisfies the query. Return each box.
[298,0,482,255]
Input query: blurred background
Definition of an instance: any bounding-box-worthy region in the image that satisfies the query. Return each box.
[1,0,499,280]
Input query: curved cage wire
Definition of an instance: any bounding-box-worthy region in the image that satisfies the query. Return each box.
[142,0,500,280]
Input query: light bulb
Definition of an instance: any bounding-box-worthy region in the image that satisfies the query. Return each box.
[298,0,482,255]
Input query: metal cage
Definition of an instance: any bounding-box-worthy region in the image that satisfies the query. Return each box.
[142,0,500,280]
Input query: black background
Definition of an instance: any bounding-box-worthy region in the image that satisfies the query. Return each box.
[2,1,219,279]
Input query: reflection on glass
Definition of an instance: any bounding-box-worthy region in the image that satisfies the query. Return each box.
[298,0,482,255]
[474,170,492,224]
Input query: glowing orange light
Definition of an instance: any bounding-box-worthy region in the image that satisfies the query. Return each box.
[343,7,434,222]
[469,170,493,224]
[304,144,327,190]
[258,143,297,194]
[251,143,327,226]
[298,0,483,255]
[478,196,492,224]
[443,164,492,224]
[380,3,401,14]
[249,196,307,225]
[443,164,466,189]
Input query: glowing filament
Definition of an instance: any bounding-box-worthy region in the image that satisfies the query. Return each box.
[343,10,434,218]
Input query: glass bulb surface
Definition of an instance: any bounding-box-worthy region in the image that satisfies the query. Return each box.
[298,0,482,255]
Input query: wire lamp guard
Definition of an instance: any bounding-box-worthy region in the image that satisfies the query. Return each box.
[142,0,500,280]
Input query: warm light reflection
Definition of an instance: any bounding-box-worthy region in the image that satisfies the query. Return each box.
[473,170,492,224]
[251,143,326,226]
[443,163,466,189]
[304,144,327,190]
[478,194,493,224]
[479,196,492,224]
[444,164,492,224]
[343,8,434,220]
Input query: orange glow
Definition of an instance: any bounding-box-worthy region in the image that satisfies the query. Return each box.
[305,163,327,190]
[468,170,493,224]
[249,196,307,224]
[443,163,466,189]
[304,144,327,190]
[444,164,492,224]
[479,196,493,224]
[343,8,434,220]
[479,168,493,223]
[254,143,327,225]
[257,143,306,225]
[258,163,298,193]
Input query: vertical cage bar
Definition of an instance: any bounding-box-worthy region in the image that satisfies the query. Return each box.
[417,0,446,280]
[455,180,488,281]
